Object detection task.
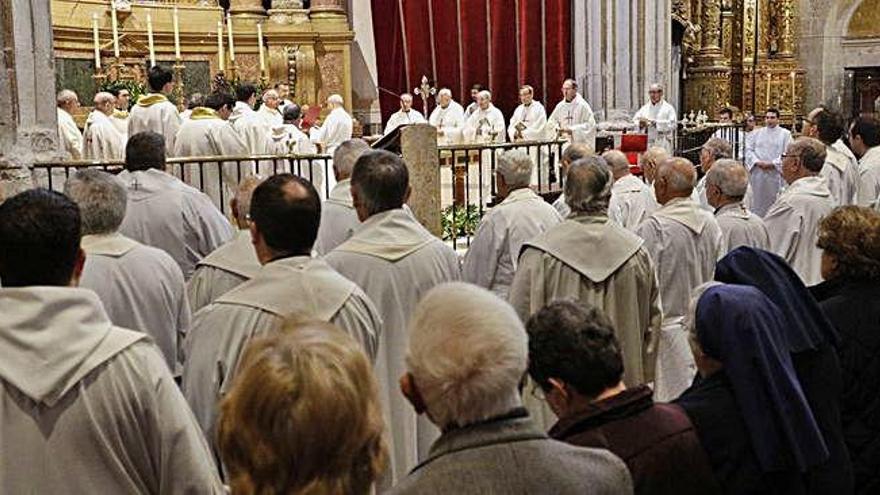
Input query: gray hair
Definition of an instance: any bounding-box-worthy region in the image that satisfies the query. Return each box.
[706,159,749,198]
[702,137,733,161]
[94,92,115,106]
[789,136,827,173]
[565,156,613,215]
[496,150,534,189]
[327,94,344,106]
[561,143,593,168]
[407,282,527,428]
[64,169,127,235]
[657,157,696,195]
[333,139,371,179]
[478,90,492,101]
[601,149,631,175]
[400,93,413,102]
[262,89,279,103]
[649,83,664,92]
[438,88,452,98]
[57,89,77,106]
[233,175,264,226]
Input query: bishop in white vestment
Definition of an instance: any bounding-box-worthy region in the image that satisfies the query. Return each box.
[384,93,427,136]
[129,68,181,155]
[82,92,126,161]
[546,79,596,146]
[463,90,506,143]
[428,89,465,145]
[633,84,678,152]
[745,110,791,216]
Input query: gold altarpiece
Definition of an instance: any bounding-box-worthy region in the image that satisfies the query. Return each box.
[50,0,353,115]
[679,0,803,122]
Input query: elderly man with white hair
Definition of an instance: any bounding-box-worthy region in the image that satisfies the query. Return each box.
[706,159,769,253]
[695,137,733,211]
[384,93,427,136]
[508,85,548,142]
[391,282,633,495]
[57,89,83,160]
[325,150,460,485]
[602,149,657,230]
[310,94,354,156]
[546,78,596,146]
[82,92,126,161]
[187,176,264,313]
[463,90,506,143]
[462,150,562,299]
[314,139,369,255]
[552,143,594,217]
[235,89,285,175]
[636,157,722,401]
[633,84,678,152]
[510,156,661,429]
[428,88,465,145]
[803,107,859,206]
[65,169,190,375]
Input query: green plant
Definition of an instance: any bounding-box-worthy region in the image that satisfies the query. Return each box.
[99,80,145,111]
[441,204,482,241]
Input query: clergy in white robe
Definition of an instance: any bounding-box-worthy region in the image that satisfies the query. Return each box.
[705,159,770,253]
[310,94,354,156]
[849,117,880,206]
[635,157,723,401]
[128,66,181,155]
[463,90,506,143]
[546,79,596,146]
[384,93,428,136]
[188,176,264,313]
[175,93,255,209]
[234,92,285,176]
[269,105,325,195]
[314,139,368,255]
[229,84,258,125]
[0,189,222,493]
[82,92,126,161]
[693,137,733,211]
[111,109,129,138]
[603,150,658,230]
[183,175,381,453]
[117,132,235,279]
[56,90,83,160]
[464,84,483,118]
[552,143,600,218]
[508,85,548,142]
[325,150,461,485]
[764,137,834,286]
[633,84,678,152]
[109,87,131,137]
[510,156,661,430]
[66,169,190,375]
[428,88,465,145]
[462,150,562,299]
[745,109,791,216]
[803,107,858,206]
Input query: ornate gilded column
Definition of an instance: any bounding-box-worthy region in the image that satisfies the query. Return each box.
[700,0,722,57]
[310,0,346,17]
[685,0,730,114]
[229,0,266,17]
[775,0,796,57]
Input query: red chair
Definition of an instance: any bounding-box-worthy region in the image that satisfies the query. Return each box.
[619,133,648,175]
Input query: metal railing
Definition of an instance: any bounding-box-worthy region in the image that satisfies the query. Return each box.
[675,123,747,164]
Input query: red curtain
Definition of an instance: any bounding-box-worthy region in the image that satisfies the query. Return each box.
[371,0,572,124]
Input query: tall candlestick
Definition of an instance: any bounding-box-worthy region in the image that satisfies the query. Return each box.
[765,72,771,108]
[92,14,102,69]
[217,21,225,72]
[173,7,181,60]
[146,13,156,67]
[790,72,796,114]
[110,0,120,58]
[226,14,235,63]
[257,23,265,73]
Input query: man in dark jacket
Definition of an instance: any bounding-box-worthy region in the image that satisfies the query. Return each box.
[527,300,720,495]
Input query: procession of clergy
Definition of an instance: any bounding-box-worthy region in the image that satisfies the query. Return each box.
[5,60,878,493]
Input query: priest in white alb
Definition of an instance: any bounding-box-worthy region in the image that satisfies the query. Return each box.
[56,89,83,160]
[602,150,658,230]
[183,174,381,452]
[428,88,465,145]
[173,92,253,211]
[325,150,460,485]
[463,90,506,143]
[229,84,257,124]
[546,79,596,147]
[745,108,791,216]
[804,107,858,206]
[848,116,880,206]
[310,94,354,156]
[236,90,285,175]
[763,137,834,285]
[314,139,369,255]
[509,156,661,429]
[633,84,678,152]
[82,92,126,161]
[66,169,190,375]
[508,85,547,142]
[187,176,264,313]
[117,132,234,279]
[384,93,427,136]
[462,150,562,299]
[635,157,722,401]
[0,189,223,493]
[705,159,770,253]
[128,66,181,154]
[110,87,131,137]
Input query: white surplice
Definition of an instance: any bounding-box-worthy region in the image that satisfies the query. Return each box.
[310,106,354,156]
[821,144,859,207]
[714,201,770,254]
[0,287,223,493]
[57,107,83,160]
[463,105,506,143]
[384,109,427,136]
[80,232,190,375]
[462,188,563,299]
[858,145,880,207]
[608,174,658,231]
[764,175,834,286]
[128,94,181,154]
[428,101,466,145]
[632,99,678,152]
[635,197,723,401]
[111,109,129,139]
[187,229,261,314]
[546,94,597,146]
[314,178,361,255]
[268,124,324,193]
[325,208,461,485]
[228,101,253,125]
[82,110,126,161]
[117,168,235,280]
[507,102,548,142]
[745,125,791,217]
[183,256,381,450]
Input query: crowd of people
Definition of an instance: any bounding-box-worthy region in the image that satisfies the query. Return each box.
[6,67,880,494]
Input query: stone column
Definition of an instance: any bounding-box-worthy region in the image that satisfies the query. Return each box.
[0,0,60,201]
[229,0,266,16]
[400,124,441,237]
[310,0,346,16]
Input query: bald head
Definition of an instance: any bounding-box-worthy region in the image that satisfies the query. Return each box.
[706,159,748,207]
[640,146,669,184]
[601,150,631,180]
[655,157,696,204]
[232,175,265,228]
[333,139,371,180]
[250,174,321,261]
[565,156,613,215]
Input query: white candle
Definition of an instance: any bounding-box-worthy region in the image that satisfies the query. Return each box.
[217,21,225,71]
[110,0,120,58]
[92,14,101,69]
[257,23,265,72]
[226,14,235,62]
[765,72,771,108]
[146,13,155,67]
[173,7,181,60]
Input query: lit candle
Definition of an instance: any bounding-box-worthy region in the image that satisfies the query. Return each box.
[92,13,101,69]
[110,0,120,58]
[146,13,155,67]
[765,72,771,108]
[226,14,235,63]
[257,22,265,73]
[217,21,225,71]
[173,7,181,60]
[790,72,796,114]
